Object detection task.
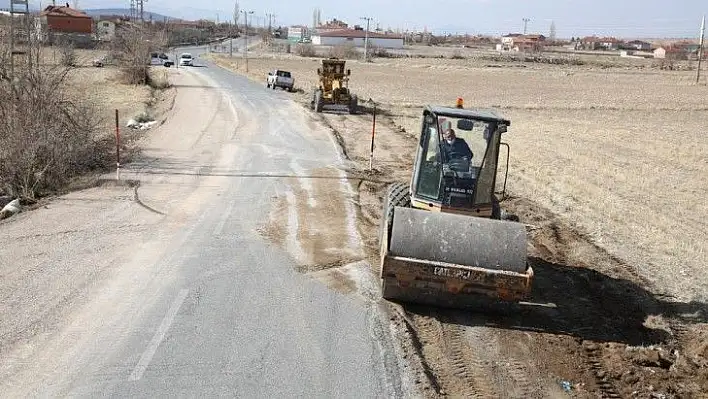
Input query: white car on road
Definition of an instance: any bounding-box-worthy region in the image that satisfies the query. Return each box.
[179,53,194,66]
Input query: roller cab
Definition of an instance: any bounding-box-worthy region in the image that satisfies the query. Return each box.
[379,105,534,307]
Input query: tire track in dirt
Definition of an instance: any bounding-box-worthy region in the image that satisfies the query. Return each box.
[502,358,536,398]
[582,342,622,398]
[397,310,499,398]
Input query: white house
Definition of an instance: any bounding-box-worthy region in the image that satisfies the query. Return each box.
[288,25,309,43]
[312,29,404,49]
[627,40,652,51]
[501,33,522,46]
[96,19,115,41]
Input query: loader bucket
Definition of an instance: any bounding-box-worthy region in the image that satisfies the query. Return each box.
[380,207,533,307]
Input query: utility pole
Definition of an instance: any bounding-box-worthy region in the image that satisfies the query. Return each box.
[266,12,275,33]
[10,0,31,82]
[241,10,254,72]
[361,16,372,62]
[138,0,146,22]
[229,20,234,57]
[697,15,706,84]
[522,18,530,35]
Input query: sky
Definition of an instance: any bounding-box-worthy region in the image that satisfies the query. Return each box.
[13,0,708,38]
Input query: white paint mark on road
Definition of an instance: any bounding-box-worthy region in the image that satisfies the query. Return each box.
[289,160,317,208]
[129,289,189,381]
[213,200,236,236]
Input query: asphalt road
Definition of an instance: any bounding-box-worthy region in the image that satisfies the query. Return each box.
[174,36,262,61]
[0,50,406,397]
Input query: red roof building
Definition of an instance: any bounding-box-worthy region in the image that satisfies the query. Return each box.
[40,5,93,34]
[317,18,349,33]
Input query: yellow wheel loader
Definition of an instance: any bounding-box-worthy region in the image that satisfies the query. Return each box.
[379,105,534,308]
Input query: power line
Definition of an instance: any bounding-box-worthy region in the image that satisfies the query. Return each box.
[522,18,530,35]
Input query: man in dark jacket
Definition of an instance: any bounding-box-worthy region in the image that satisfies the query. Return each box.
[441,127,473,163]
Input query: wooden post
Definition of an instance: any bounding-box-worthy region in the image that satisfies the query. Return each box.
[115,109,121,181]
[697,15,706,84]
[369,104,377,171]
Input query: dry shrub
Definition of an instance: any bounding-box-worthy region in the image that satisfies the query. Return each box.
[0,64,105,199]
[328,43,359,59]
[59,40,77,67]
[449,50,466,60]
[371,45,393,58]
[147,68,171,90]
[112,25,167,85]
[295,43,317,57]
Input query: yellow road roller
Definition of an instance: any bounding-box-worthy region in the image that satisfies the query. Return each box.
[379,104,534,307]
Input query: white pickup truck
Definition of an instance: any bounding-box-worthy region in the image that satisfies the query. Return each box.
[266,70,294,92]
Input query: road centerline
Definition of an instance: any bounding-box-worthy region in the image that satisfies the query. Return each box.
[129,288,189,382]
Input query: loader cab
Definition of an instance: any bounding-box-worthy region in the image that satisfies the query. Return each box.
[411,106,510,216]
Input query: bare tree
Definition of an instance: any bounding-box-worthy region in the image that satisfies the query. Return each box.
[112,24,166,85]
[549,21,557,42]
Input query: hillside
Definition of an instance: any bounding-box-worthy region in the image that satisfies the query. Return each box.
[83,8,176,21]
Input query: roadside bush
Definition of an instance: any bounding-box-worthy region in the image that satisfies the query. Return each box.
[371,45,393,58]
[59,41,77,67]
[295,43,317,57]
[0,64,105,199]
[449,50,466,60]
[147,69,171,90]
[328,43,359,59]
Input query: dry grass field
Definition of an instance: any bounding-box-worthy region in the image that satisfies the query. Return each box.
[63,49,158,125]
[33,48,170,128]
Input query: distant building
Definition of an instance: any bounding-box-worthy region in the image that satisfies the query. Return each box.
[317,18,348,33]
[171,19,200,29]
[626,40,652,51]
[288,25,309,43]
[312,29,404,49]
[580,36,600,50]
[96,19,115,41]
[499,33,545,52]
[599,37,621,50]
[580,36,622,51]
[653,46,688,60]
[501,33,523,47]
[40,5,93,34]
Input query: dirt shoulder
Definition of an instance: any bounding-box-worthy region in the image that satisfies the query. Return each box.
[206,52,708,398]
